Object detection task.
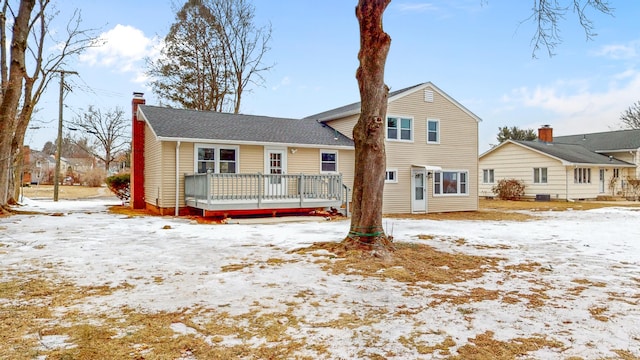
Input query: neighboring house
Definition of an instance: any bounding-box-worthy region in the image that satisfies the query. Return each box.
[479,126,640,201]
[130,82,481,216]
[24,147,57,185]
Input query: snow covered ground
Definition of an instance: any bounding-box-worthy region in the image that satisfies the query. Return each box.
[1,198,639,359]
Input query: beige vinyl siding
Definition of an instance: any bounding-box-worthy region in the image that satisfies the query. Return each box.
[384,85,478,213]
[157,141,180,208]
[569,166,601,199]
[239,145,263,173]
[479,143,568,200]
[326,115,359,140]
[144,124,163,208]
[287,147,320,174]
[283,147,354,205]
[173,141,193,207]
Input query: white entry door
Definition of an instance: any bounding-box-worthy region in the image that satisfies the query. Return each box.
[265,148,287,196]
[599,169,605,193]
[411,169,427,213]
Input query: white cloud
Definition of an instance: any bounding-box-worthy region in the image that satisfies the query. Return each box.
[499,69,640,135]
[79,24,159,73]
[593,40,640,60]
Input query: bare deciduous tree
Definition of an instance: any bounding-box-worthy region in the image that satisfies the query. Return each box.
[210,0,272,114]
[527,0,613,57]
[620,101,640,129]
[70,106,129,172]
[0,0,98,206]
[0,0,35,208]
[147,0,272,113]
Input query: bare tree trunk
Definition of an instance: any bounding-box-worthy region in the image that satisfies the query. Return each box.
[0,0,35,208]
[344,0,393,252]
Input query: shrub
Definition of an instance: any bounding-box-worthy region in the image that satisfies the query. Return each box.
[491,178,525,200]
[83,168,107,187]
[105,173,130,202]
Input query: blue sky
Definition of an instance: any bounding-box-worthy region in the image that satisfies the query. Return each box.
[25,0,640,153]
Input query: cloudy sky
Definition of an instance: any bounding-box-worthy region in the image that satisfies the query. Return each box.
[24,0,640,152]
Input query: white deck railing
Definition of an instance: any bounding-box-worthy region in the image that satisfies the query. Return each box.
[184,172,343,210]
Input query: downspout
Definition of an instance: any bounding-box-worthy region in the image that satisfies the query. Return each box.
[175,141,181,216]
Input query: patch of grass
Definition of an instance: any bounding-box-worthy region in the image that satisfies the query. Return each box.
[21,185,111,200]
[449,330,566,360]
[297,242,505,285]
[399,332,456,356]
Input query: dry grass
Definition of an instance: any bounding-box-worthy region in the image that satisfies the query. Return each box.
[296,242,505,285]
[20,185,113,200]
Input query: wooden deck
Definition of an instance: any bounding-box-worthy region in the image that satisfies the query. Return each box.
[184,172,347,213]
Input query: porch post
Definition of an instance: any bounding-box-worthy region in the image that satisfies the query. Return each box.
[206,170,211,206]
[257,172,262,208]
[299,174,304,207]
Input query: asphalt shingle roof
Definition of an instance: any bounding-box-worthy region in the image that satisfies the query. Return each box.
[553,129,640,152]
[515,140,634,166]
[138,105,354,147]
[304,83,426,121]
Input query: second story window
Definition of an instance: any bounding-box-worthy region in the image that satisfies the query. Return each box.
[387,116,412,141]
[427,119,439,143]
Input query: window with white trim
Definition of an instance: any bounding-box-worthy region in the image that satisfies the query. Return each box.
[195,144,238,173]
[613,168,620,178]
[434,171,468,195]
[533,167,547,183]
[387,116,412,141]
[320,150,337,173]
[574,168,591,184]
[385,169,398,183]
[482,169,494,184]
[427,119,439,143]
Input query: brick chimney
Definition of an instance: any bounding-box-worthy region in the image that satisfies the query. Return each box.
[538,125,553,143]
[131,92,146,209]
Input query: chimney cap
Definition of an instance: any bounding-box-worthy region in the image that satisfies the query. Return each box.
[133,92,144,98]
[541,124,551,128]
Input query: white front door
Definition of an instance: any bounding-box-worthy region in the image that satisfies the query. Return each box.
[265,148,287,196]
[411,169,427,213]
[599,169,605,193]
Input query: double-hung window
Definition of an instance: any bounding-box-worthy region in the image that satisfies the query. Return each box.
[482,169,494,184]
[195,144,238,173]
[533,167,547,183]
[320,150,338,173]
[434,171,468,195]
[387,116,412,141]
[427,119,439,143]
[574,168,591,184]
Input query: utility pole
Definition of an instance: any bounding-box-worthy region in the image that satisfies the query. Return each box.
[53,70,78,201]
